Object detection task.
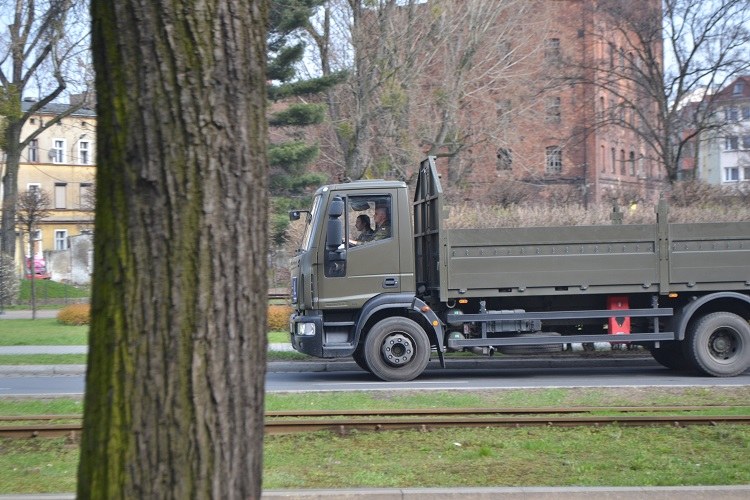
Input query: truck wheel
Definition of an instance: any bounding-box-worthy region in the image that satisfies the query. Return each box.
[648,342,693,371]
[364,317,431,381]
[684,312,750,377]
[352,346,371,373]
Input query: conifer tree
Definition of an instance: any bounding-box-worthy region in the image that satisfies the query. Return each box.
[267,0,344,243]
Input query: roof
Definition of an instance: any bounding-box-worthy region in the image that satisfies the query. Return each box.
[21,100,97,118]
[713,75,750,101]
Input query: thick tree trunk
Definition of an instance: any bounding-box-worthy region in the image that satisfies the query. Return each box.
[78,1,268,499]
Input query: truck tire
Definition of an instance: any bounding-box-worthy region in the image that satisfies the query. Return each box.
[364,317,431,381]
[684,312,750,377]
[648,342,693,372]
[352,347,372,373]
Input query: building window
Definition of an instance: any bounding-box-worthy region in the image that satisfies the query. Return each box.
[545,146,562,174]
[51,139,65,163]
[54,230,68,250]
[725,136,739,150]
[79,141,90,165]
[620,150,626,174]
[725,167,739,182]
[80,183,94,208]
[742,136,750,150]
[28,139,39,163]
[629,151,636,176]
[610,147,616,173]
[725,108,739,121]
[600,145,605,172]
[496,99,512,125]
[546,97,561,123]
[496,148,512,170]
[55,183,67,209]
[733,82,745,95]
[743,106,750,120]
[27,183,41,198]
[544,38,561,63]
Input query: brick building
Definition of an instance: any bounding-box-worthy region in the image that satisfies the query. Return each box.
[424,0,667,206]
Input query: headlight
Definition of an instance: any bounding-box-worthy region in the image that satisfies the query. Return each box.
[296,322,316,336]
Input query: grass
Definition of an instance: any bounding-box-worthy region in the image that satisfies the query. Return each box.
[0,320,289,346]
[3,426,749,493]
[18,280,89,302]
[0,319,88,345]
[1,387,750,493]
[263,425,750,488]
[0,354,88,365]
[0,319,301,364]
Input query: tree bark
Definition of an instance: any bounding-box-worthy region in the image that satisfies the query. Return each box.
[78,1,268,498]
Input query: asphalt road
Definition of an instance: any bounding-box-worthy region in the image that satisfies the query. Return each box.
[2,359,750,396]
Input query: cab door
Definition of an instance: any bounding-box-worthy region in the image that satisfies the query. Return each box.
[316,190,401,310]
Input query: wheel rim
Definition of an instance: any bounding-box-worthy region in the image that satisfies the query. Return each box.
[708,327,741,362]
[381,333,415,366]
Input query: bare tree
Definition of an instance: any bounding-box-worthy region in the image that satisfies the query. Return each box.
[579,0,750,182]
[16,188,51,319]
[414,0,548,185]
[304,0,548,185]
[0,0,93,260]
[77,0,268,498]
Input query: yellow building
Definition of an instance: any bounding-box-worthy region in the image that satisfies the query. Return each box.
[11,99,97,267]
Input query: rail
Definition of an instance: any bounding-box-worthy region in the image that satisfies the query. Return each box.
[2,406,749,438]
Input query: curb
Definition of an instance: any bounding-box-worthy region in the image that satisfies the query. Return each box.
[2,485,750,499]
[0,355,658,377]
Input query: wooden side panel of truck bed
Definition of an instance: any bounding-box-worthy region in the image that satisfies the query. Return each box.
[444,221,750,299]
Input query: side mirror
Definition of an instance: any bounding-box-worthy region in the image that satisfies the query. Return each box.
[325,197,345,251]
[324,197,346,277]
[328,197,344,218]
[289,209,310,221]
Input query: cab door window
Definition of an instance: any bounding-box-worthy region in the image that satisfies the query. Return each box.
[347,195,391,247]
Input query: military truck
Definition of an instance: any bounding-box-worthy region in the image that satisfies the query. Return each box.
[288,156,750,381]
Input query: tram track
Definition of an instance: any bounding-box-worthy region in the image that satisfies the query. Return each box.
[2,406,749,438]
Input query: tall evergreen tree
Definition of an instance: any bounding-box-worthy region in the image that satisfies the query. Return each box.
[267,0,344,242]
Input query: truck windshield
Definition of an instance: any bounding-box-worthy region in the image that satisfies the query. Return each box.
[301,194,322,251]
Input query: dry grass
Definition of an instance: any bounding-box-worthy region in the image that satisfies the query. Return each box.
[444,202,750,228]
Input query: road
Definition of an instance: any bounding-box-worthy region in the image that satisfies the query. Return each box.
[2,361,750,396]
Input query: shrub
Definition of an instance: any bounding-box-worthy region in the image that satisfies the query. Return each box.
[268,304,292,331]
[57,303,91,326]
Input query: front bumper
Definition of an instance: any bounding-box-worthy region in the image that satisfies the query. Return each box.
[289,311,325,357]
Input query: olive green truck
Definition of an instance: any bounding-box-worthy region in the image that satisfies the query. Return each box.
[289,156,750,381]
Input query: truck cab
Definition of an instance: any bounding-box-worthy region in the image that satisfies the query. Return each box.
[289,179,442,380]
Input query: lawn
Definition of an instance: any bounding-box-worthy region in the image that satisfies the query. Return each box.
[0,319,289,346]
[0,318,298,364]
[1,387,750,494]
[0,319,87,345]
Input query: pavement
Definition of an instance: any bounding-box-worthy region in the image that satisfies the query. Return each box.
[1,486,750,499]
[2,311,749,498]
